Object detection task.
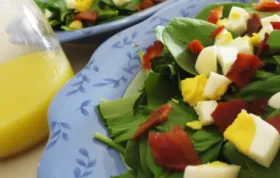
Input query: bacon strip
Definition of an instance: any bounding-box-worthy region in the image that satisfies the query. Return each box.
[207,6,224,24]
[246,99,268,116]
[226,53,264,89]
[148,125,201,171]
[267,115,280,133]
[257,33,270,56]
[212,99,247,133]
[246,13,262,36]
[271,22,280,29]
[210,25,225,38]
[253,0,280,12]
[142,40,164,70]
[133,104,173,139]
[187,40,204,54]
[137,0,153,11]
[75,10,98,21]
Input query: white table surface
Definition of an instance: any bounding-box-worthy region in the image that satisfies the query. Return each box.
[0,43,97,178]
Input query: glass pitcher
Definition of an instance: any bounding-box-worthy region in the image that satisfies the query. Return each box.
[0,0,74,158]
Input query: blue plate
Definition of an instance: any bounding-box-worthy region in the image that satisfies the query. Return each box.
[56,0,175,42]
[38,0,250,177]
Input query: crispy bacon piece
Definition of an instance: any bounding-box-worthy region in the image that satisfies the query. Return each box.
[148,125,201,171]
[271,22,280,29]
[246,99,268,115]
[142,40,164,70]
[137,0,153,11]
[210,25,225,38]
[246,13,262,36]
[75,10,98,21]
[226,53,264,89]
[207,6,224,24]
[267,115,280,133]
[187,40,204,54]
[257,33,270,56]
[133,104,173,139]
[253,0,280,12]
[212,99,247,133]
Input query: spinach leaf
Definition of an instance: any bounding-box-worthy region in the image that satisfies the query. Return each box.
[238,169,254,178]
[139,137,153,178]
[163,18,216,75]
[124,140,140,170]
[151,54,176,78]
[144,72,180,110]
[156,26,165,43]
[267,30,280,49]
[136,169,147,178]
[240,75,280,101]
[102,0,115,6]
[199,140,223,163]
[191,127,222,153]
[165,172,184,178]
[245,151,280,178]
[99,93,141,120]
[222,142,247,168]
[254,70,276,80]
[156,100,198,132]
[195,2,250,20]
[118,0,142,11]
[111,170,137,178]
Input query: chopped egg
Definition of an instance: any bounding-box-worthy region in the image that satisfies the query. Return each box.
[194,100,218,126]
[186,121,202,130]
[75,0,94,12]
[69,20,83,30]
[227,6,250,34]
[268,92,280,109]
[217,18,229,26]
[113,0,131,6]
[203,72,231,100]
[217,47,238,75]
[215,29,233,45]
[184,161,241,178]
[181,75,208,107]
[259,24,274,41]
[250,33,261,47]
[65,0,75,9]
[261,14,280,27]
[195,46,217,77]
[224,110,280,168]
[227,37,254,54]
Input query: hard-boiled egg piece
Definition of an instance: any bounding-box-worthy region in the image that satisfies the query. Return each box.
[186,121,202,130]
[227,6,250,34]
[203,72,231,100]
[194,100,218,126]
[224,110,280,168]
[250,33,261,47]
[75,0,94,12]
[65,0,75,9]
[227,37,253,54]
[181,75,208,107]
[215,29,233,46]
[69,20,83,30]
[217,47,238,75]
[113,0,131,6]
[184,161,241,178]
[261,14,280,27]
[217,18,229,27]
[195,46,217,77]
[268,92,280,109]
[259,24,274,41]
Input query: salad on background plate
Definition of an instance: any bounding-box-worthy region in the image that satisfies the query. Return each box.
[94,0,280,177]
[35,0,165,31]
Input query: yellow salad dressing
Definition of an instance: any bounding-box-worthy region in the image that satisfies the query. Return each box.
[0,50,74,158]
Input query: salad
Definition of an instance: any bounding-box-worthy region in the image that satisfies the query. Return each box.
[94,0,280,178]
[34,0,164,31]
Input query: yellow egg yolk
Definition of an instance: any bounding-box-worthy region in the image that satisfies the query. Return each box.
[216,30,233,45]
[181,75,208,107]
[250,33,261,47]
[69,20,83,30]
[208,161,229,167]
[186,121,202,130]
[231,12,241,20]
[212,83,231,100]
[224,111,256,155]
[75,0,94,12]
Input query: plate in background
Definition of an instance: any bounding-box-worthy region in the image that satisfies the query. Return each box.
[38,0,250,177]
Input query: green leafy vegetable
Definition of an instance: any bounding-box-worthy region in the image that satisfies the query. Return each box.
[163,18,216,75]
[267,31,280,49]
[222,142,247,168]
[111,170,137,178]
[139,137,153,178]
[94,133,126,154]
[195,2,250,20]
[240,76,280,100]
[199,140,223,163]
[124,140,140,170]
